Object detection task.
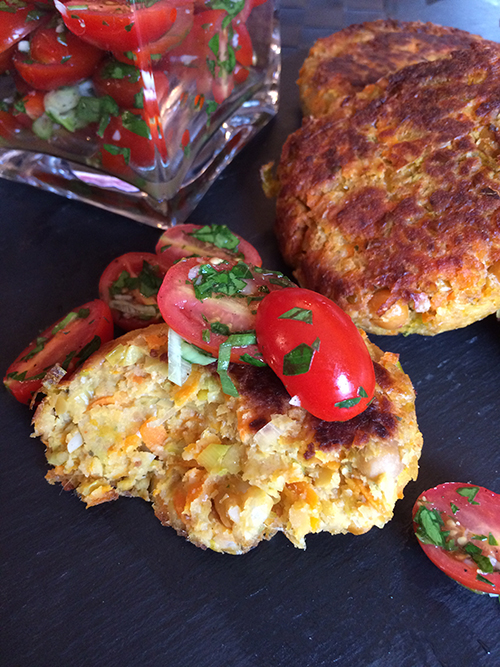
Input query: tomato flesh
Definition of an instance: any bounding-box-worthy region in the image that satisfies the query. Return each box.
[99,251,173,330]
[157,257,294,362]
[413,482,500,595]
[3,299,114,404]
[55,0,180,52]
[155,223,262,266]
[13,26,103,90]
[0,2,49,54]
[255,288,375,421]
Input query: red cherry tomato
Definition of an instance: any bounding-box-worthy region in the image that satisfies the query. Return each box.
[100,108,166,175]
[3,299,114,404]
[255,288,375,421]
[54,0,180,52]
[0,1,49,54]
[11,88,46,129]
[157,257,295,362]
[0,45,15,75]
[0,110,21,139]
[113,4,193,69]
[93,59,169,114]
[155,223,262,266]
[413,482,500,596]
[13,26,102,90]
[98,251,173,331]
[166,9,248,104]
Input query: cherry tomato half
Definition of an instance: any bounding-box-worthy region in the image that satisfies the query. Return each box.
[100,108,167,175]
[155,223,262,266]
[157,257,295,362]
[0,1,49,55]
[3,299,113,404]
[113,4,193,69]
[13,26,103,91]
[413,482,500,596]
[99,251,174,331]
[255,288,375,421]
[55,0,180,52]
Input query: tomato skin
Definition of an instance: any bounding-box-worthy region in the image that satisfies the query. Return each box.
[157,257,294,362]
[413,482,500,595]
[93,59,169,115]
[99,251,173,331]
[255,288,375,421]
[0,2,50,54]
[3,299,114,404]
[113,4,193,69]
[155,223,262,266]
[55,0,180,52]
[100,108,167,175]
[13,26,103,90]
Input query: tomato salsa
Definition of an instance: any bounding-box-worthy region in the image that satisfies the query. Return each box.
[0,0,270,183]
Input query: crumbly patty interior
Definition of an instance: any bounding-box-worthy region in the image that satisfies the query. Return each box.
[277,45,500,336]
[33,324,422,554]
[298,19,489,118]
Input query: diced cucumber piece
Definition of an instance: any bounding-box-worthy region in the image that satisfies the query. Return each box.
[32,114,53,141]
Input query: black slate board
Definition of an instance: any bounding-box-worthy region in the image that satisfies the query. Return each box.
[2,3,500,666]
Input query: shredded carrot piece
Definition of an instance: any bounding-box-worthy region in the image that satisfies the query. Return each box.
[139,418,166,448]
[173,368,202,405]
[287,481,319,508]
[124,434,141,449]
[344,477,385,513]
[88,395,115,409]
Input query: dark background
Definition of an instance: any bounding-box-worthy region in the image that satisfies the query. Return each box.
[2,1,500,666]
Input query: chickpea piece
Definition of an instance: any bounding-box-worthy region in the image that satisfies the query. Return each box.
[369,288,410,330]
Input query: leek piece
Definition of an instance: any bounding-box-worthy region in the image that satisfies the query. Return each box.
[168,328,191,386]
[197,443,231,473]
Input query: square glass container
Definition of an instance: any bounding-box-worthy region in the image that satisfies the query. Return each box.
[0,0,279,227]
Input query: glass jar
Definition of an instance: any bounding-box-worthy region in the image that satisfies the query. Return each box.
[0,0,279,227]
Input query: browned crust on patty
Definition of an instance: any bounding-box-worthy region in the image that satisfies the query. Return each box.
[298,19,491,118]
[277,45,500,335]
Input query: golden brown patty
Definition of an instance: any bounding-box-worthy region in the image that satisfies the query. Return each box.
[276,45,500,335]
[298,19,490,118]
[33,324,422,554]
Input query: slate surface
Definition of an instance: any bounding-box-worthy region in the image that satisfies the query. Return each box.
[2,2,500,666]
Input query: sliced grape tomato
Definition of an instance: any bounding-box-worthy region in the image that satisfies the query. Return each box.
[155,223,262,266]
[413,482,500,595]
[3,299,113,405]
[255,288,375,421]
[54,0,180,52]
[157,256,294,362]
[99,251,173,331]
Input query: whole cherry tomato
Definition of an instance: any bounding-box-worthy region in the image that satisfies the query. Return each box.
[255,288,375,421]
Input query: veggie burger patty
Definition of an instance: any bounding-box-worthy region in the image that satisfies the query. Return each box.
[298,19,491,118]
[33,323,422,554]
[276,44,500,335]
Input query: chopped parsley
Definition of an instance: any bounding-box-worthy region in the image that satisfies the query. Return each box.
[282,338,320,376]
[189,224,240,253]
[278,307,313,324]
[456,486,480,505]
[109,261,163,298]
[191,261,252,300]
